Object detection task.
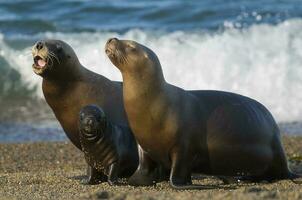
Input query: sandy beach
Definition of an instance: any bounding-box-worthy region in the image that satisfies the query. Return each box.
[1,1,302,199]
[0,135,301,200]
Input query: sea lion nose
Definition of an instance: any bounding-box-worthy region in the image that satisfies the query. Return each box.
[36,41,44,50]
[87,119,93,125]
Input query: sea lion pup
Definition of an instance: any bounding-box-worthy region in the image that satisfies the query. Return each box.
[105,38,299,189]
[78,105,138,185]
[32,39,135,184]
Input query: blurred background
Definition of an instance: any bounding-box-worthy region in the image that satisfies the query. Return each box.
[0,0,301,142]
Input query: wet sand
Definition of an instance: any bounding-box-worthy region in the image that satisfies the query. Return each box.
[0,136,302,200]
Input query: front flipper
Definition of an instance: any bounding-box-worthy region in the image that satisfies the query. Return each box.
[108,163,119,185]
[170,148,226,190]
[128,145,158,186]
[82,165,107,185]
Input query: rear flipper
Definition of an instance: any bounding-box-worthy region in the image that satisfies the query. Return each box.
[218,176,245,184]
[128,146,159,186]
[260,132,302,184]
[108,163,119,185]
[224,171,302,184]
[82,165,107,185]
[288,171,302,184]
[218,175,277,184]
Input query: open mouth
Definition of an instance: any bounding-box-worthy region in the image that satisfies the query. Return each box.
[33,56,47,69]
[105,41,116,56]
[105,48,117,61]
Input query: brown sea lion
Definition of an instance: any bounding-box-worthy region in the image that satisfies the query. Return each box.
[32,39,134,184]
[78,105,138,185]
[105,38,299,189]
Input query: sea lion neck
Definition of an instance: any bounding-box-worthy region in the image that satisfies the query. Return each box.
[41,65,92,99]
[42,61,85,82]
[121,64,166,99]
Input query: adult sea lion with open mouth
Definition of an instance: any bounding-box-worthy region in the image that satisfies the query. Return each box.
[78,105,138,185]
[105,38,300,189]
[32,39,137,184]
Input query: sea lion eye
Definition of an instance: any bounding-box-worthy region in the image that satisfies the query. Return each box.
[127,45,136,51]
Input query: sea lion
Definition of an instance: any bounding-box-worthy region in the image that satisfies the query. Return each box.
[78,105,138,185]
[32,39,134,184]
[105,38,299,189]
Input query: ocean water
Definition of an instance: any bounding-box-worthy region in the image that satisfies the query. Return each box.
[0,0,302,142]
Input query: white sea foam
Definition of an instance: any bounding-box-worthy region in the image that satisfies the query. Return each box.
[1,18,302,122]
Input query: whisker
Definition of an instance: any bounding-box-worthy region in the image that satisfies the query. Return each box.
[49,51,60,64]
[120,52,128,64]
[48,54,55,66]
[123,54,129,64]
[47,55,54,69]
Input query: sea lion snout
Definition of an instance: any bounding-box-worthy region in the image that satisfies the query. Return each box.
[32,40,49,75]
[105,38,119,56]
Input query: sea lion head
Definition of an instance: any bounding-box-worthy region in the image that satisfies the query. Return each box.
[79,105,108,142]
[32,39,80,78]
[105,38,162,76]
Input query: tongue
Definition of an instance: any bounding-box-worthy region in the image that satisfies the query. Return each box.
[38,59,46,67]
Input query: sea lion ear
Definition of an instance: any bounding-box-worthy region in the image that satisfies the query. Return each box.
[143,52,149,58]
